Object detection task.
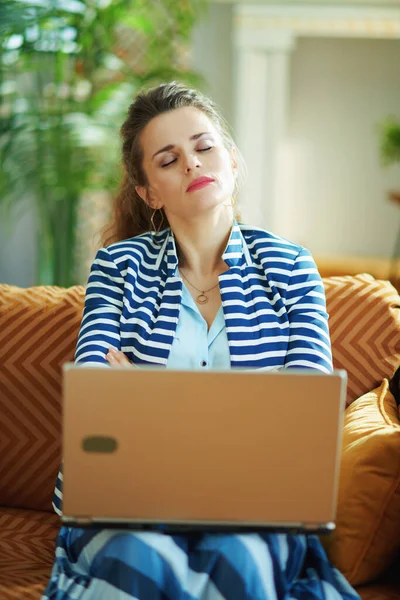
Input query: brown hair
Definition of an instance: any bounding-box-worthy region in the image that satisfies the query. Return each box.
[101,81,243,247]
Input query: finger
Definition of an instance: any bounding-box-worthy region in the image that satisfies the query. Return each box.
[112,350,131,365]
[106,352,119,366]
[107,348,132,367]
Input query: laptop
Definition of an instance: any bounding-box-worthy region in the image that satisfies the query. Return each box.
[61,365,347,534]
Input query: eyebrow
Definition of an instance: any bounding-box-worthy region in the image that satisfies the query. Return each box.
[152,132,212,159]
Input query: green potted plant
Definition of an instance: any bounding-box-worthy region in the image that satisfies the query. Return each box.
[379,117,400,207]
[380,117,400,167]
[0,0,207,287]
[378,116,400,286]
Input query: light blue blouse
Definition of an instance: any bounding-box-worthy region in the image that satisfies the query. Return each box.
[167,276,231,371]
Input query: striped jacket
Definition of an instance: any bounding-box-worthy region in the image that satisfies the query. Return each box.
[53,221,332,515]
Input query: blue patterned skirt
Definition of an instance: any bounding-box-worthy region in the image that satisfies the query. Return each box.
[42,528,359,600]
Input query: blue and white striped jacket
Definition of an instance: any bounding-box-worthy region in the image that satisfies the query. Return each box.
[53,221,332,515]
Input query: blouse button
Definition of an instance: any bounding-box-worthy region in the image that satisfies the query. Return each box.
[201,361,207,367]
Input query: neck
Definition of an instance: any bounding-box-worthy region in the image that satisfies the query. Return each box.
[169,207,234,276]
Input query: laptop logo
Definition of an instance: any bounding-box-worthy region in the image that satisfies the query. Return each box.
[82,436,118,453]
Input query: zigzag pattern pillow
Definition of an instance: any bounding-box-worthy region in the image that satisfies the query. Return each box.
[323,274,400,406]
[0,284,85,511]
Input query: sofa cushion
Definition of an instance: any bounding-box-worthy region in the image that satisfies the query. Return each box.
[323,274,400,406]
[0,506,59,599]
[356,558,400,600]
[0,284,85,511]
[323,379,400,587]
[357,582,400,600]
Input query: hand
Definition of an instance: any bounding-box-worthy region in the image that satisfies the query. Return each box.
[106,347,136,368]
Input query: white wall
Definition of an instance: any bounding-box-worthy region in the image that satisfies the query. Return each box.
[278,36,400,258]
[191,2,234,128]
[193,11,400,259]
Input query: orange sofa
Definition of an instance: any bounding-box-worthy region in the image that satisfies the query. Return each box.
[0,275,400,599]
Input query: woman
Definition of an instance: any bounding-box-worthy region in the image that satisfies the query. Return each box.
[44,82,358,599]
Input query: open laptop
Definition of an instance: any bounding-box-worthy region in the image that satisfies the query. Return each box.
[61,365,347,534]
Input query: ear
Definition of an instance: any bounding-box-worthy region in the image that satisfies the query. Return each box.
[135,185,163,210]
[135,185,148,204]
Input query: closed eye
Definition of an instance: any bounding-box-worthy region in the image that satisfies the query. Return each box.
[161,146,213,168]
[161,158,177,168]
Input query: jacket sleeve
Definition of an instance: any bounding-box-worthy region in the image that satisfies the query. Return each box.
[52,247,125,516]
[283,248,333,373]
[74,246,125,366]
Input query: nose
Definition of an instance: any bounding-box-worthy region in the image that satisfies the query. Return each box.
[184,153,201,173]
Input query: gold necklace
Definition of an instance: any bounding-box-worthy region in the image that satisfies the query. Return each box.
[180,271,219,305]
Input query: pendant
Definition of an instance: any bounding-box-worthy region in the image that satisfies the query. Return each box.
[197,293,208,304]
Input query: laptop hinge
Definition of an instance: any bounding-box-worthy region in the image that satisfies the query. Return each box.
[303,522,335,533]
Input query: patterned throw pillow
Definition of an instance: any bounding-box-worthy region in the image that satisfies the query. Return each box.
[0,284,85,511]
[323,379,400,586]
[323,274,400,406]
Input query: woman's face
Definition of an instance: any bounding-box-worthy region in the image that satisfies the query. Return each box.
[136,106,237,222]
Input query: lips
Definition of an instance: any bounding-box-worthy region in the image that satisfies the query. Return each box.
[186,176,214,193]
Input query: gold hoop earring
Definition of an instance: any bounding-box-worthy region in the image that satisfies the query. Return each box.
[151,208,164,234]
